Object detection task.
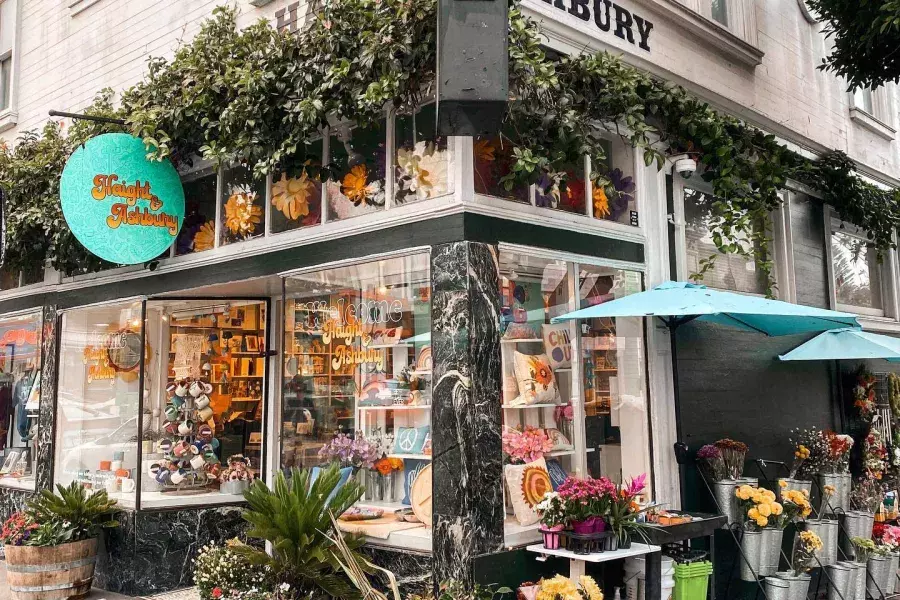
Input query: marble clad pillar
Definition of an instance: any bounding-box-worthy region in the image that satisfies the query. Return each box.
[37,304,59,492]
[430,242,504,588]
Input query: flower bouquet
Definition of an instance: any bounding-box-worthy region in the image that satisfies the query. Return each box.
[557,475,615,534]
[369,456,404,502]
[864,430,889,481]
[778,529,821,599]
[714,438,749,480]
[0,512,38,546]
[536,492,568,549]
[697,444,726,482]
[735,485,783,580]
[317,432,380,471]
[853,367,877,422]
[607,474,649,548]
[502,426,552,464]
[536,575,603,600]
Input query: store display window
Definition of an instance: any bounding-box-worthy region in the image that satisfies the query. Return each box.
[497,250,650,547]
[221,165,267,246]
[270,139,325,233]
[282,253,432,551]
[0,311,43,491]
[54,299,268,509]
[55,301,143,506]
[326,122,387,222]
[394,104,454,204]
[176,166,219,256]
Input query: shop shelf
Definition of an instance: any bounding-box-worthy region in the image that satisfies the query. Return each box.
[367,342,413,349]
[388,453,432,460]
[232,398,261,402]
[358,405,432,411]
[525,542,661,563]
[501,403,563,409]
[505,518,542,547]
[500,338,543,344]
[231,375,264,378]
[546,448,576,457]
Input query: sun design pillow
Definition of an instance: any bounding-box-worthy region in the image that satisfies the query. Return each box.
[511,352,559,406]
[504,457,553,526]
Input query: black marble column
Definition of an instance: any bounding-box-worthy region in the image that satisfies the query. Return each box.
[37,304,58,492]
[430,242,504,588]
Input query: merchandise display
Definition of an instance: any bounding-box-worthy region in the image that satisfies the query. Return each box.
[283,253,432,551]
[0,311,42,491]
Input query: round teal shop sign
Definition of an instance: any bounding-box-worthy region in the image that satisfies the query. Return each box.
[60,133,185,264]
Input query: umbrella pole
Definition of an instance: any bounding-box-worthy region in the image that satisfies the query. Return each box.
[665,317,691,509]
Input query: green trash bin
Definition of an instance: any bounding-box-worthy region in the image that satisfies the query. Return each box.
[674,561,713,600]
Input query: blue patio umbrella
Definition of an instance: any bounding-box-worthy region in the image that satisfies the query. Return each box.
[551,280,859,504]
[779,327,900,362]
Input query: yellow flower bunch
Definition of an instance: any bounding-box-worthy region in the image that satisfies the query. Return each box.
[537,576,579,600]
[799,530,823,551]
[782,489,813,518]
[579,576,604,600]
[823,484,836,496]
[795,445,810,460]
[736,486,782,528]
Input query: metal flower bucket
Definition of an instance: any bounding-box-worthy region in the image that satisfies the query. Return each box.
[805,519,839,566]
[826,562,854,600]
[841,512,875,560]
[764,576,791,600]
[775,571,812,600]
[888,553,899,595]
[868,555,894,599]
[740,530,765,582]
[777,477,813,501]
[760,527,785,576]
[713,477,758,527]
[851,561,867,600]
[819,472,852,514]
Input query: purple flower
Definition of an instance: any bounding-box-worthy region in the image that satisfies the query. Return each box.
[608,168,634,219]
[697,444,721,460]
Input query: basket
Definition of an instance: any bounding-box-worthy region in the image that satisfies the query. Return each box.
[543,530,617,555]
[674,560,712,600]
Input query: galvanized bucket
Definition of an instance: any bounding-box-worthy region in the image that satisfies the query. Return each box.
[868,555,894,599]
[765,576,791,600]
[760,527,785,576]
[777,477,813,501]
[713,477,758,527]
[819,472,852,514]
[806,519,839,566]
[852,561,867,600]
[827,562,853,600]
[740,530,765,581]
[775,571,812,600]
[888,553,899,595]
[841,512,875,560]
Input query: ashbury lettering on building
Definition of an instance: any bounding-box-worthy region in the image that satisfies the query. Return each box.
[92,174,180,236]
[543,0,653,52]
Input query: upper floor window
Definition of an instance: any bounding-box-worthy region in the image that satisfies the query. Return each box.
[830,219,885,315]
[853,88,875,116]
[710,0,728,26]
[849,86,896,140]
[0,0,15,114]
[683,186,771,295]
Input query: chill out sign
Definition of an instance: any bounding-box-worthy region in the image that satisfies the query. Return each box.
[60,133,185,265]
[540,0,653,52]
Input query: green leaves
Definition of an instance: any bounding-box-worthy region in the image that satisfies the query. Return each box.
[23,481,120,545]
[236,465,365,599]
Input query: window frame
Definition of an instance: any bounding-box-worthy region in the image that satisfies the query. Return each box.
[673,174,785,298]
[848,86,897,140]
[0,0,19,131]
[825,213,897,319]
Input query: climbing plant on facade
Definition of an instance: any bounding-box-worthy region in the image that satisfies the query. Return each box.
[0,0,897,290]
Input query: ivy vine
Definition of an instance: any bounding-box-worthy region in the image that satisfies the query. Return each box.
[0,0,897,292]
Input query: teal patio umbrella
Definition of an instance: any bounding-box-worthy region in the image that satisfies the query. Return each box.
[779,327,900,362]
[551,280,859,503]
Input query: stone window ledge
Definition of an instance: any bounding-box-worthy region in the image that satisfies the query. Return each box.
[69,0,104,16]
[0,110,17,133]
[850,107,896,141]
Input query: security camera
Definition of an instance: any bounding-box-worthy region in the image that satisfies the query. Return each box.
[670,154,697,178]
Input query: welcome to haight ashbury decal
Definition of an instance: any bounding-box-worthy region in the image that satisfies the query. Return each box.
[540,0,653,52]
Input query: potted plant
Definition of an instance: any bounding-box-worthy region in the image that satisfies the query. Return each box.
[735,484,782,581]
[557,476,614,534]
[535,492,567,549]
[1,482,119,599]
[607,474,648,549]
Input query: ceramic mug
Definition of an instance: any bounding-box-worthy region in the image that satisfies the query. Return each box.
[189,381,203,397]
[195,395,211,409]
[111,460,123,472]
[164,405,179,421]
[173,441,190,457]
[203,382,214,395]
[197,406,214,421]
[203,450,219,464]
[198,424,213,441]
[166,383,177,397]
[155,469,170,484]
[178,420,194,435]
[190,454,206,469]
[157,439,173,453]
[170,469,186,485]
[171,396,185,409]
[190,442,206,455]
[175,383,187,397]
[105,478,120,494]
[165,421,179,435]
[120,478,136,493]
[148,461,162,476]
[209,438,221,451]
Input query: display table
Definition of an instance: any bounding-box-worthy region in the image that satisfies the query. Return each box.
[643,513,725,600]
[526,542,662,598]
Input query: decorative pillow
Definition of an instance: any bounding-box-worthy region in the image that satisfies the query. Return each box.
[309,466,354,504]
[511,352,559,406]
[502,323,539,341]
[542,323,572,369]
[421,432,432,456]
[402,459,429,505]
[394,426,430,455]
[545,458,568,491]
[505,457,553,526]
[545,428,573,451]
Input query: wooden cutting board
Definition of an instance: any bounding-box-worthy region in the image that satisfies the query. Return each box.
[410,463,433,528]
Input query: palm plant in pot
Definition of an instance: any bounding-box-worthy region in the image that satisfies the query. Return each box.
[1,482,119,599]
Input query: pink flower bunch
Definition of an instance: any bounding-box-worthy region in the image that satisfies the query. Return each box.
[883,525,900,549]
[503,426,552,463]
[554,403,574,423]
[557,475,616,521]
[623,473,647,499]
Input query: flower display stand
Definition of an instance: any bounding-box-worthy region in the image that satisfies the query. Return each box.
[526,542,662,593]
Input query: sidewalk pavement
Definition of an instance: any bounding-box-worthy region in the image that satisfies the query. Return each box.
[0,560,200,600]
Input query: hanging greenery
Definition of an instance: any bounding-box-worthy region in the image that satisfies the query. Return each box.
[0,0,898,291]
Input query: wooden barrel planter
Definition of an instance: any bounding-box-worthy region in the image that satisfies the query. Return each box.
[4,538,98,600]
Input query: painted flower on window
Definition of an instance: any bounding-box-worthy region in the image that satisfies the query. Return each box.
[272,172,315,220]
[193,220,216,252]
[342,164,370,205]
[593,186,611,217]
[224,189,262,237]
[396,141,450,203]
[473,138,495,163]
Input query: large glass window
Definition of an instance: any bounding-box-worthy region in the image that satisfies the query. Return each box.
[282,253,431,552]
[0,311,42,491]
[55,301,143,508]
[394,104,454,204]
[326,122,387,222]
[684,187,770,295]
[55,299,267,509]
[831,222,884,314]
[498,251,650,547]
